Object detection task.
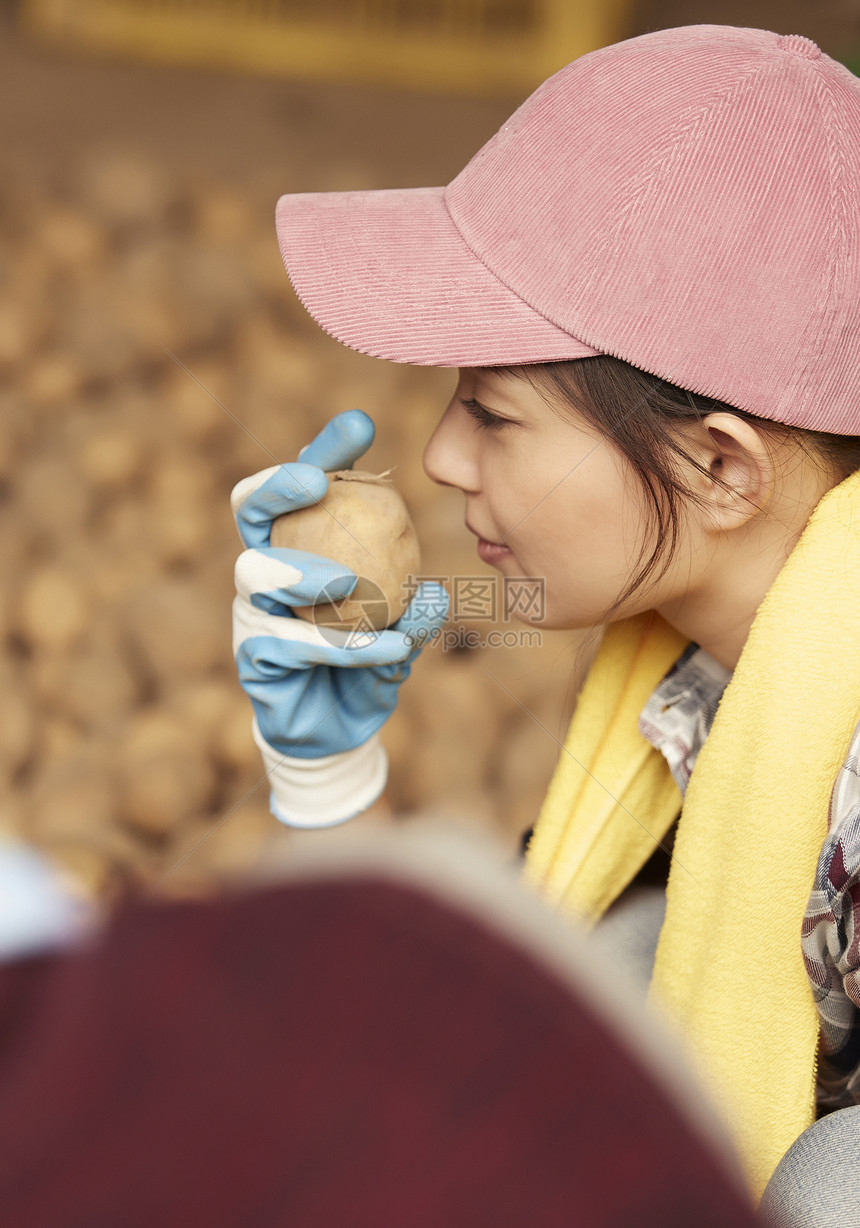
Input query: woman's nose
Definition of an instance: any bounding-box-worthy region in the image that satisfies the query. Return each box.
[423,401,481,493]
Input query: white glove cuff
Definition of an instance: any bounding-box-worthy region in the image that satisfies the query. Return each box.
[251,719,389,829]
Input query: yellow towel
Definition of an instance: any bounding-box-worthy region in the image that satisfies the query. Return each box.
[525,469,860,1199]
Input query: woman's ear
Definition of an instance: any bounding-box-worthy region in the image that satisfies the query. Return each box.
[692,412,774,531]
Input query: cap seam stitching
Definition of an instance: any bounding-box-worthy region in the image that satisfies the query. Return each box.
[439,187,594,347]
[571,56,775,318]
[788,64,848,421]
[447,55,774,354]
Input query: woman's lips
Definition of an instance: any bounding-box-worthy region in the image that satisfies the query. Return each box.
[466,521,513,565]
[476,538,513,565]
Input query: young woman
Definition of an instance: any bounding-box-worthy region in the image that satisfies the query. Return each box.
[231,25,860,1224]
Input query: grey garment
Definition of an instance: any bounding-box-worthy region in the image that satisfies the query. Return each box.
[590,885,667,993]
[758,1106,860,1226]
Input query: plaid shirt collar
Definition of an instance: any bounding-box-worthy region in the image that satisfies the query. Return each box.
[638,643,731,792]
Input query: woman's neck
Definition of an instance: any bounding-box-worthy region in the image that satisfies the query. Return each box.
[656,469,839,672]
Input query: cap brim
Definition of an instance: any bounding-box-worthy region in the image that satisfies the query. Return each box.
[275,186,600,367]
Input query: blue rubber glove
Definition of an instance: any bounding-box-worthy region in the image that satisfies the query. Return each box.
[231,409,449,827]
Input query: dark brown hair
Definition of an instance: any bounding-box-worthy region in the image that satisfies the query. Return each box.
[515,355,860,619]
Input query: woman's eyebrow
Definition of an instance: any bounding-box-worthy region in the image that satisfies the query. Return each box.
[472,370,530,412]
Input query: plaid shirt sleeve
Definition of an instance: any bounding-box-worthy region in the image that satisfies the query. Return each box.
[801,721,860,1111]
[640,651,860,1113]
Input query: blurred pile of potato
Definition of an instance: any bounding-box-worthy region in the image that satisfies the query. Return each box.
[0,145,585,902]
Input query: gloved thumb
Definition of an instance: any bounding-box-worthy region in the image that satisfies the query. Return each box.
[298,409,375,472]
[393,581,450,653]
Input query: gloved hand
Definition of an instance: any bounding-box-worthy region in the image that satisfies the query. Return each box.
[231,409,449,828]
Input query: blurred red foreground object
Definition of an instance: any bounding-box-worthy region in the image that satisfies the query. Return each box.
[0,835,757,1227]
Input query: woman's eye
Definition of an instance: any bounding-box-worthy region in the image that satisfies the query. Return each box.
[460,397,511,432]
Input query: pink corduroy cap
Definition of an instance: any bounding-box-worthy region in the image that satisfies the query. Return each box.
[276,25,860,433]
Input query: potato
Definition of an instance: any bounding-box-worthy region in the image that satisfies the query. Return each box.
[270,470,421,631]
